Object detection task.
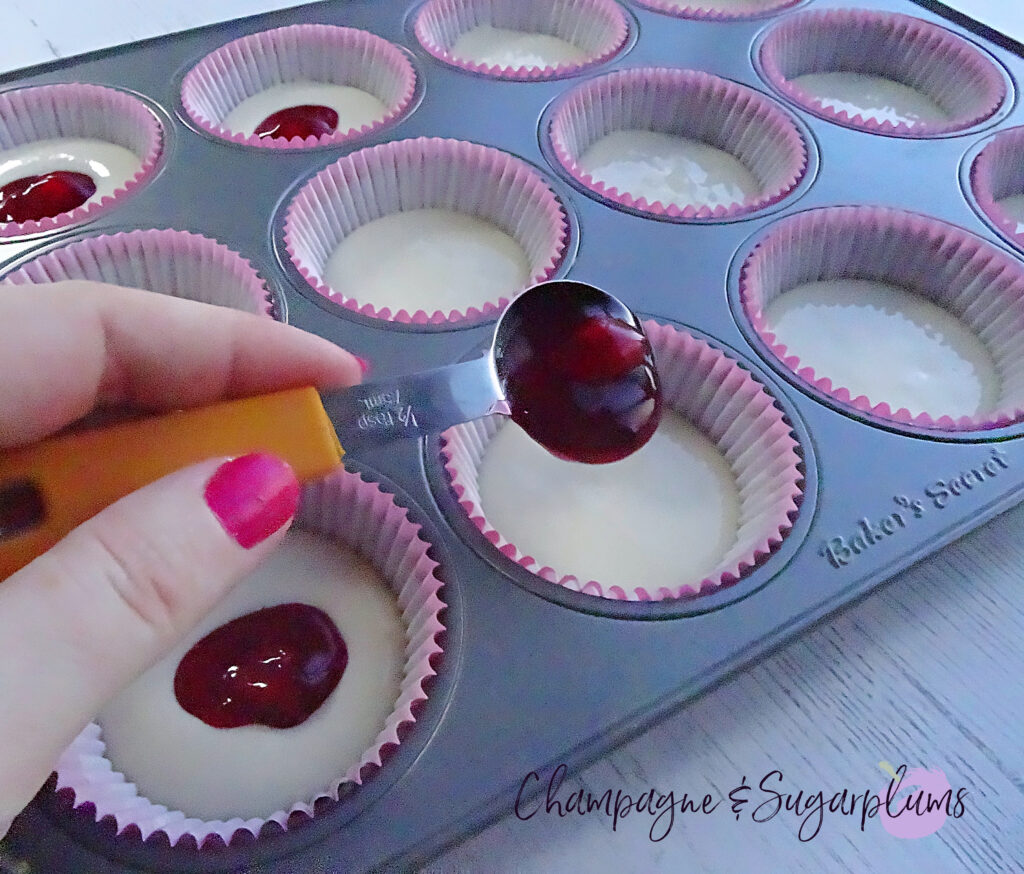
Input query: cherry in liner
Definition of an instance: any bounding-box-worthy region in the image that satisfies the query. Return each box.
[174,603,347,729]
[254,104,339,141]
[0,170,96,223]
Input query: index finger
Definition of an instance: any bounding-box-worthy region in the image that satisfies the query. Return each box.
[0,281,363,448]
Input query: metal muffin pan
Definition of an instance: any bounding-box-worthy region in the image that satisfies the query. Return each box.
[3,0,1024,871]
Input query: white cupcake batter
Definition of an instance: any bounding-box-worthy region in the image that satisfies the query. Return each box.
[0,137,141,211]
[97,531,406,821]
[790,72,948,126]
[220,80,388,137]
[451,25,587,68]
[577,129,760,209]
[477,412,740,592]
[996,194,1024,233]
[325,208,531,313]
[765,278,1000,417]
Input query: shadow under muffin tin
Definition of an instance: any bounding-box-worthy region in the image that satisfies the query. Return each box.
[3,0,1024,872]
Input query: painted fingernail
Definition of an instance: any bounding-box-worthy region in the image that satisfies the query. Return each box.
[354,355,371,376]
[204,453,300,548]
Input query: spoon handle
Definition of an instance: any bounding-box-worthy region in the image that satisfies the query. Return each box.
[322,354,504,451]
[0,357,503,579]
[0,387,342,580]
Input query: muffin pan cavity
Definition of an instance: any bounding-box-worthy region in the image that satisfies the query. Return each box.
[53,467,448,851]
[0,84,162,238]
[439,321,804,604]
[737,206,1024,432]
[757,8,1008,137]
[1,227,279,317]
[412,0,630,80]
[545,67,809,220]
[180,24,417,149]
[969,125,1024,252]
[283,137,568,324]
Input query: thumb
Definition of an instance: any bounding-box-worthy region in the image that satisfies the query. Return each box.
[0,452,299,831]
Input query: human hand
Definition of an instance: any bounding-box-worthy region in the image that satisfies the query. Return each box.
[0,281,362,837]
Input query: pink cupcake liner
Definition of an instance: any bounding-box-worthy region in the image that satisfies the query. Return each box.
[284,136,568,324]
[180,24,416,149]
[441,321,803,600]
[632,0,801,22]
[1,228,275,317]
[970,126,1024,250]
[548,67,808,220]
[758,8,1006,137]
[413,0,629,81]
[51,467,447,848]
[738,206,1024,430]
[0,84,162,238]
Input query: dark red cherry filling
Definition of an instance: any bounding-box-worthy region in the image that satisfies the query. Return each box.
[174,603,347,729]
[254,104,339,141]
[0,170,96,223]
[498,282,662,464]
[553,316,650,383]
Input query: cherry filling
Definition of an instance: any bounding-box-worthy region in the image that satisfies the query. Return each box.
[174,603,347,729]
[254,104,339,141]
[0,171,96,223]
[498,283,662,464]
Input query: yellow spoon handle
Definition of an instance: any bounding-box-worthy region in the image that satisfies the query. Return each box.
[0,386,343,580]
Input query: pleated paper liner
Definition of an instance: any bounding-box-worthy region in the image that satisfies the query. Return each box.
[546,67,808,220]
[413,0,629,81]
[970,126,1024,252]
[283,136,568,324]
[758,8,1006,137]
[50,467,446,850]
[632,0,801,22]
[441,320,803,601]
[0,84,162,238]
[738,206,1024,431]
[180,24,416,149]
[0,228,276,318]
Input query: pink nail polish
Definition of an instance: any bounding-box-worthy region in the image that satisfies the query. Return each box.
[354,355,371,376]
[204,454,300,549]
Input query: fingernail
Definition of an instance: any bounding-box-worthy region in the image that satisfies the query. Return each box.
[204,453,300,549]
[354,355,371,376]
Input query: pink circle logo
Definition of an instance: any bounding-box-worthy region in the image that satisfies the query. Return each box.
[877,762,953,839]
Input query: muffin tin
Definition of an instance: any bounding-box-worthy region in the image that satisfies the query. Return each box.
[3,0,1024,871]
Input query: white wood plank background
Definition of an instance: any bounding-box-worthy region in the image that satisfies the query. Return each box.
[1,2,1023,872]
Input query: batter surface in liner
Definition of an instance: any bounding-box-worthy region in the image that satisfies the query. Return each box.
[450,26,587,68]
[0,138,141,206]
[220,80,388,137]
[478,412,741,591]
[765,278,1000,417]
[790,73,948,126]
[577,129,760,209]
[324,208,531,313]
[97,530,405,821]
[996,194,1024,230]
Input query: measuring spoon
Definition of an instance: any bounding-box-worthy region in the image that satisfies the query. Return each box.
[0,280,660,576]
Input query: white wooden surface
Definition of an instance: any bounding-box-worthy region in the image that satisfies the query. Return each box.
[1,2,1023,872]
